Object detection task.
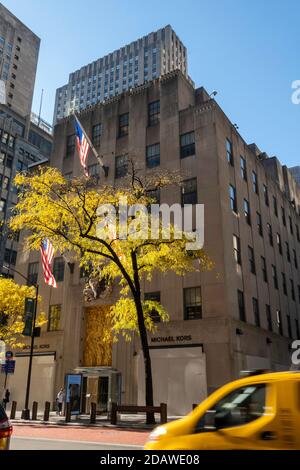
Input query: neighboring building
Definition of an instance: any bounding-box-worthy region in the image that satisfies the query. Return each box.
[53,25,188,125]
[13,71,300,415]
[0,3,40,117]
[0,104,52,277]
[290,166,300,187]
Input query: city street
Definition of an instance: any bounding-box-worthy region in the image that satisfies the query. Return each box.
[11,437,143,450]
[10,424,147,450]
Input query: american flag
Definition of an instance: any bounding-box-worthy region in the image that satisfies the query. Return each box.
[40,239,57,288]
[74,115,89,176]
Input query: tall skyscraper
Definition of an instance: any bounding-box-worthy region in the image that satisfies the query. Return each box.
[53,25,188,124]
[0,3,40,117]
[0,5,51,277]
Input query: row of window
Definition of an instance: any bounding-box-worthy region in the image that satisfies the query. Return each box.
[237,289,299,338]
[145,286,202,322]
[27,257,65,286]
[0,128,15,149]
[229,186,300,265]
[46,286,201,333]
[227,137,300,224]
[234,234,300,301]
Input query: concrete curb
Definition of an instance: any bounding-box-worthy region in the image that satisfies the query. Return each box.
[10,419,153,431]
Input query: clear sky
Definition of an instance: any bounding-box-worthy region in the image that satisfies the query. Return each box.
[2,0,300,168]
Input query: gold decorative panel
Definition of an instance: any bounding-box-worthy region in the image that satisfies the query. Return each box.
[83,306,112,366]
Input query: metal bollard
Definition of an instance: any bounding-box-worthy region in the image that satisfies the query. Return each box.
[43,401,50,421]
[10,401,17,420]
[160,403,167,424]
[32,401,38,420]
[111,402,117,425]
[65,402,71,423]
[90,402,96,424]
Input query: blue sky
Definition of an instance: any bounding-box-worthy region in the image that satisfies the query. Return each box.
[2,0,300,167]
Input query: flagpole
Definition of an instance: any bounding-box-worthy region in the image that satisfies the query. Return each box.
[74,113,109,177]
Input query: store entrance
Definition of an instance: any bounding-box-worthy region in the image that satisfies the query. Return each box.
[75,367,121,414]
[98,376,109,411]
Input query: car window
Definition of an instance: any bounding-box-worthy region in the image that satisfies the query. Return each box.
[195,384,266,432]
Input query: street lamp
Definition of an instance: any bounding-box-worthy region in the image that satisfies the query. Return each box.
[2,264,39,420]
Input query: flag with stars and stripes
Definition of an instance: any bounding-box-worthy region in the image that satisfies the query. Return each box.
[74,115,89,176]
[40,239,57,288]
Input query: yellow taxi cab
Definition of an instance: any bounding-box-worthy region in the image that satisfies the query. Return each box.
[145,371,300,450]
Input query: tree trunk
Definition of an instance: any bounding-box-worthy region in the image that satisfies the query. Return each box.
[134,294,156,424]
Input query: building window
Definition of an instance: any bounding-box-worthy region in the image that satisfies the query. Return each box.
[282,207,286,226]
[261,256,268,282]
[296,319,300,339]
[0,199,6,212]
[6,155,12,168]
[266,305,272,332]
[118,113,129,137]
[2,132,9,145]
[226,138,234,166]
[115,154,128,178]
[282,273,287,296]
[180,131,195,158]
[240,156,247,181]
[4,249,17,266]
[276,233,282,255]
[184,287,202,320]
[27,262,38,286]
[263,184,269,206]
[244,199,251,225]
[291,279,295,301]
[92,123,102,146]
[2,176,9,190]
[144,292,161,323]
[293,249,298,269]
[88,163,100,178]
[48,304,61,332]
[276,310,283,335]
[8,135,15,148]
[252,298,260,327]
[257,212,263,237]
[289,216,293,235]
[148,100,160,126]
[238,290,246,322]
[66,134,75,157]
[267,223,273,246]
[182,178,197,205]
[273,196,278,217]
[53,257,65,282]
[229,185,237,213]
[286,242,291,262]
[287,315,292,338]
[146,143,160,168]
[248,246,256,274]
[233,235,241,265]
[272,265,278,290]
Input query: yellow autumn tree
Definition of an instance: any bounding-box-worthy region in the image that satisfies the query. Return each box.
[0,277,45,348]
[10,165,213,422]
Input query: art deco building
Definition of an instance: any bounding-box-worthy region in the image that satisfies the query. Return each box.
[12,71,300,415]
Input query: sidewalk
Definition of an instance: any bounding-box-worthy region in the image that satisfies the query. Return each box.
[10,410,181,430]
